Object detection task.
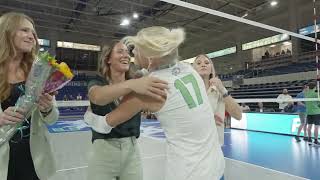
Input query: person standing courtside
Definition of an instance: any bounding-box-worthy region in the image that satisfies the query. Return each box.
[294,85,308,142]
[276,89,293,112]
[304,82,320,145]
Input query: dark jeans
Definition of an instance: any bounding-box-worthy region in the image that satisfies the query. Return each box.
[7,138,39,180]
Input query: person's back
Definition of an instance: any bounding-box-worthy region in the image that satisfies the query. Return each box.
[150,62,224,180]
[305,88,320,115]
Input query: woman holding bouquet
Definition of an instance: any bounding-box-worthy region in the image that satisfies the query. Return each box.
[86,40,168,180]
[0,12,59,180]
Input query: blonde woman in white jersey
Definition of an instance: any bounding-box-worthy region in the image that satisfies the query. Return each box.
[193,54,242,146]
[85,26,225,180]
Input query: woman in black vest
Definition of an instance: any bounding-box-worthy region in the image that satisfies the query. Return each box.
[87,40,167,180]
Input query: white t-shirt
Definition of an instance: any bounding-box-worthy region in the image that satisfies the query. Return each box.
[151,62,225,180]
[276,94,293,110]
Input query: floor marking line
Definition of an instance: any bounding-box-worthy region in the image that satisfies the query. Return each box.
[225,157,310,180]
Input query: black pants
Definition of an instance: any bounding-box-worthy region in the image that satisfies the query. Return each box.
[7,138,39,180]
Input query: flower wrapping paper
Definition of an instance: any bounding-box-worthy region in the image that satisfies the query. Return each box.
[0,52,73,147]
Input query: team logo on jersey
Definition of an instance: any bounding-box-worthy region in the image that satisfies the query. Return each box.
[172,67,180,76]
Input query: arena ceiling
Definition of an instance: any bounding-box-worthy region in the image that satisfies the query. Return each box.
[0,0,316,59]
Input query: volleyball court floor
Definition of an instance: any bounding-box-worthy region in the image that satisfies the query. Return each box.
[47,117,319,180]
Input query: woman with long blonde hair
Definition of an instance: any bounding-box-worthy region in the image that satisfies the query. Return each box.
[0,12,59,180]
[192,54,242,146]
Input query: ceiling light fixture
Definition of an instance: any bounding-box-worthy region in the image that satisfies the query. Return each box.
[133,12,139,19]
[120,18,130,26]
[270,1,278,6]
[283,41,292,46]
[241,12,248,18]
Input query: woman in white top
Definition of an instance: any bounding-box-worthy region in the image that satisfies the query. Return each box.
[192,54,242,146]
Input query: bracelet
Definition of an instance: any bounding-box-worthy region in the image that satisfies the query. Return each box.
[222,90,230,98]
[41,107,53,116]
[221,87,229,98]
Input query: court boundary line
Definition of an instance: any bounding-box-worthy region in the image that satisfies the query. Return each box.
[141,136,310,180]
[225,157,310,180]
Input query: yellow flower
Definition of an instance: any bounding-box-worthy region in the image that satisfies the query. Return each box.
[57,62,74,79]
[48,56,59,67]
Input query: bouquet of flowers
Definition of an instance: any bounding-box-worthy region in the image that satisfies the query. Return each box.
[0,52,73,147]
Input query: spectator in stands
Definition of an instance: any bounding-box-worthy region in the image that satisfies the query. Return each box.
[281,50,286,55]
[255,102,275,112]
[76,93,82,100]
[69,94,74,100]
[0,12,59,180]
[286,48,292,55]
[264,50,270,58]
[276,89,293,112]
[294,85,308,142]
[304,82,320,145]
[141,110,147,119]
[63,94,68,101]
[255,102,265,112]
[255,102,264,112]
[85,40,168,180]
[241,103,250,112]
[193,54,242,146]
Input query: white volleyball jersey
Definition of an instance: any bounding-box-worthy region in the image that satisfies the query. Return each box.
[150,62,225,180]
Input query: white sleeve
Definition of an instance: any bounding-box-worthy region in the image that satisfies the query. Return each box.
[84,110,113,134]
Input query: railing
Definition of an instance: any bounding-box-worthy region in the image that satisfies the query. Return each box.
[247,50,320,70]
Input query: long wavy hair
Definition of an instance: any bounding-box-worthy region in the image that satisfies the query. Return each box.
[98,40,132,81]
[0,12,39,101]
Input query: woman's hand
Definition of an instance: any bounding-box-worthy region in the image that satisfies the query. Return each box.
[37,92,56,113]
[0,107,25,126]
[128,77,168,100]
[214,114,224,127]
[209,77,227,94]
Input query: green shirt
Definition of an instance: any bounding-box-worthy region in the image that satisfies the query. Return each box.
[304,89,320,115]
[87,75,141,141]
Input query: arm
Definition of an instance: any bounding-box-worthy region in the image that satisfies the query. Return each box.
[107,93,164,127]
[38,94,59,125]
[223,96,242,120]
[84,93,164,134]
[296,94,305,106]
[39,106,59,125]
[89,77,168,106]
[208,78,242,120]
[89,81,132,106]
